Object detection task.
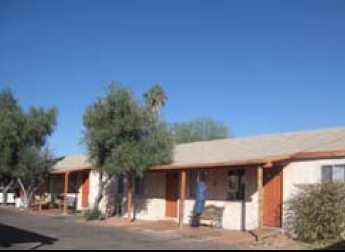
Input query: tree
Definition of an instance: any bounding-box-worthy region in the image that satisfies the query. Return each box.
[0,88,57,208]
[83,83,174,213]
[16,147,55,208]
[172,117,230,144]
[143,84,167,115]
[0,89,23,204]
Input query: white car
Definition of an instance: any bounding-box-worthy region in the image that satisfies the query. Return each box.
[0,188,16,204]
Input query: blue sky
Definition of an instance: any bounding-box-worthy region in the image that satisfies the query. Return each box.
[0,0,344,156]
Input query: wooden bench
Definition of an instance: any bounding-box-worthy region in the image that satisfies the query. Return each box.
[199,205,225,228]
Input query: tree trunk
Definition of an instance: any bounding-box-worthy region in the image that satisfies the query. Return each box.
[93,172,113,213]
[127,172,133,222]
[17,178,35,209]
[2,179,14,205]
[93,171,104,212]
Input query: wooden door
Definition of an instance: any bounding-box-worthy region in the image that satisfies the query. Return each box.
[166,173,180,217]
[263,167,283,228]
[82,171,90,208]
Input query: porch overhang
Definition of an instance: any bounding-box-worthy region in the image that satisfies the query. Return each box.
[50,167,92,175]
[148,150,345,171]
[149,159,267,171]
[49,167,92,214]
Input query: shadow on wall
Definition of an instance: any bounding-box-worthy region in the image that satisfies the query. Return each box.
[118,196,151,220]
[133,197,150,221]
[106,173,165,219]
[102,177,118,215]
[0,223,57,249]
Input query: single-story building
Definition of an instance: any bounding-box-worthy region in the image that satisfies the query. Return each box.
[49,156,120,213]
[50,127,345,231]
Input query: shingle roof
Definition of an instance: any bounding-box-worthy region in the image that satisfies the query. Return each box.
[53,127,345,172]
[172,127,345,166]
[52,155,92,173]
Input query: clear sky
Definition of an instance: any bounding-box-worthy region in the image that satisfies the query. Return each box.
[0,0,344,156]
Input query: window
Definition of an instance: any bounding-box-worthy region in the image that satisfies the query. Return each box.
[69,175,78,193]
[118,175,125,194]
[188,170,198,198]
[199,170,207,182]
[322,165,345,183]
[188,170,208,198]
[135,177,146,196]
[226,170,245,201]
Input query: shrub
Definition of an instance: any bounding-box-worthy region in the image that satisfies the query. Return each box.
[84,209,104,221]
[285,183,345,242]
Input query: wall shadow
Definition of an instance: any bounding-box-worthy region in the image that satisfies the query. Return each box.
[0,223,57,249]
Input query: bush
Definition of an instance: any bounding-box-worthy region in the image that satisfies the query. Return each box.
[285,183,345,242]
[84,209,104,221]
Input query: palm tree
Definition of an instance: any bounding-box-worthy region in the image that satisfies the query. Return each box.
[144,84,167,115]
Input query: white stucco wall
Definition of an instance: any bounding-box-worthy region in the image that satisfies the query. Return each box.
[88,171,118,213]
[183,168,259,230]
[68,157,345,231]
[282,158,345,227]
[129,168,259,231]
[121,172,167,221]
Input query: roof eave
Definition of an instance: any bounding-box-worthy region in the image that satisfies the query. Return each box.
[50,167,92,174]
[149,150,345,171]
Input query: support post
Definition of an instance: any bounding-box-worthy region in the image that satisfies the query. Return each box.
[179,170,187,229]
[64,172,70,215]
[49,175,54,209]
[127,173,133,222]
[258,166,264,228]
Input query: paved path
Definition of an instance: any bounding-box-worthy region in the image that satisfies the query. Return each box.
[0,208,239,250]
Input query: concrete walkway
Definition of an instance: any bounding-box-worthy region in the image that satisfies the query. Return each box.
[0,207,242,250]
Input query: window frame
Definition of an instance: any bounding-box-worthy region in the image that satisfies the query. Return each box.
[188,170,198,198]
[226,169,246,201]
[135,177,146,196]
[322,164,345,183]
[117,174,125,194]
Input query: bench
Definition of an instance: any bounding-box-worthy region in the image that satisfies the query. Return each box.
[199,205,225,228]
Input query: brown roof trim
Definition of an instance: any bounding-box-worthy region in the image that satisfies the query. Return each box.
[149,159,267,171]
[264,150,345,167]
[149,150,345,171]
[49,150,345,173]
[50,167,92,175]
[292,150,345,160]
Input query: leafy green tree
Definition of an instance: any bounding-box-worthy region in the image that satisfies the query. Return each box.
[173,117,230,144]
[144,84,167,115]
[0,88,57,208]
[83,83,174,212]
[16,147,55,208]
[0,89,24,204]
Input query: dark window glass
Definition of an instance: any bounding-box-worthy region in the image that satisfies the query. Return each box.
[322,166,333,183]
[188,170,198,198]
[227,170,245,201]
[118,175,125,194]
[135,177,145,196]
